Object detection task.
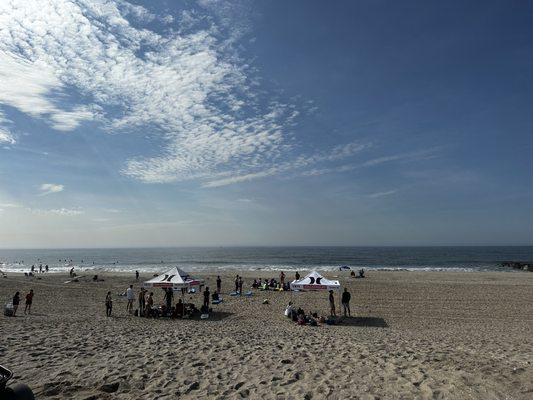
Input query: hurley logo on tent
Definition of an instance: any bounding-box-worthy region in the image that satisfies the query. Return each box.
[160,275,175,282]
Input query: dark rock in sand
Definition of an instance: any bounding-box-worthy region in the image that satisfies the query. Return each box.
[100,382,120,393]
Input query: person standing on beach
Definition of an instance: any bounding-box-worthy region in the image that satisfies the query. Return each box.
[295,271,300,281]
[12,291,20,316]
[216,276,222,293]
[146,292,154,317]
[280,271,285,286]
[138,287,146,316]
[203,287,210,310]
[234,275,239,293]
[45,265,49,272]
[328,290,336,317]
[238,277,243,295]
[135,270,139,281]
[164,288,173,311]
[126,285,135,314]
[24,289,34,314]
[341,288,351,317]
[105,291,113,317]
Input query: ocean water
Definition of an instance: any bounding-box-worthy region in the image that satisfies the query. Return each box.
[1,247,532,274]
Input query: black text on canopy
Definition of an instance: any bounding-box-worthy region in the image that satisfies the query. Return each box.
[143,267,204,290]
[290,271,340,291]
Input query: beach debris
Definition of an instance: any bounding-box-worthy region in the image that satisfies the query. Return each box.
[185,382,199,393]
[100,382,120,393]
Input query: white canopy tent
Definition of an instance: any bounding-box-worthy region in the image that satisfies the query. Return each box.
[290,271,340,291]
[290,271,342,315]
[143,267,204,290]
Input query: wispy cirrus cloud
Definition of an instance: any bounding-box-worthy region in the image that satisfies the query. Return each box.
[39,183,64,196]
[0,1,438,190]
[29,207,83,216]
[0,0,295,185]
[202,141,370,187]
[367,190,398,198]
[299,147,441,178]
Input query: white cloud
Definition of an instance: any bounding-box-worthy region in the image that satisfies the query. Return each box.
[0,54,96,131]
[202,141,370,187]
[29,207,83,216]
[39,183,64,196]
[0,0,295,183]
[0,129,15,145]
[0,202,21,208]
[367,190,398,198]
[0,111,15,144]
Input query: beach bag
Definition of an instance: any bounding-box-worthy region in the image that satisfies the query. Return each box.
[4,302,14,317]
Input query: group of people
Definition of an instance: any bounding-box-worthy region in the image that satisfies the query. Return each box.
[30,264,49,274]
[327,288,352,317]
[283,287,352,327]
[250,271,300,291]
[10,289,34,316]
[105,284,206,319]
[285,302,330,326]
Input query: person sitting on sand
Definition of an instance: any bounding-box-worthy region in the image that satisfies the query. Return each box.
[24,289,34,314]
[105,291,112,317]
[173,299,184,318]
[329,290,336,317]
[350,270,356,278]
[358,269,365,278]
[284,302,294,318]
[252,279,258,289]
[12,291,20,316]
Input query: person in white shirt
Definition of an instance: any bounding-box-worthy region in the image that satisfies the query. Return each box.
[284,301,294,318]
[126,285,135,314]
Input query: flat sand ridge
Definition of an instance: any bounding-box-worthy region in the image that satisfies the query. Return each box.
[1,271,532,399]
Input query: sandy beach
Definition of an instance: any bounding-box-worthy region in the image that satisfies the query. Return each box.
[1,270,532,399]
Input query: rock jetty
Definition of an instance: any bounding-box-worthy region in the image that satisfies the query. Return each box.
[501,261,532,271]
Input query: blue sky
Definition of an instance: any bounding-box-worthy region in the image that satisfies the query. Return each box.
[0,0,532,248]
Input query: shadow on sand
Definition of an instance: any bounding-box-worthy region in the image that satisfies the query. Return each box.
[338,316,388,328]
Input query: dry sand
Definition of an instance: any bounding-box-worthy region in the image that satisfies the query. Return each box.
[1,270,532,399]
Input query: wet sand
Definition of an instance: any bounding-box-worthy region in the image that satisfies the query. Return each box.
[1,270,532,399]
